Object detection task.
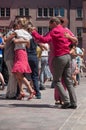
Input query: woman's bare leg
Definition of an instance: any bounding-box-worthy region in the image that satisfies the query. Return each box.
[72,74,78,86]
[14,72,25,99]
[23,77,36,99]
[23,77,34,93]
[15,72,36,99]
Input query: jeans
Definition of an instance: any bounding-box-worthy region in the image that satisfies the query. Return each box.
[40,56,51,86]
[0,57,3,72]
[76,62,81,84]
[28,55,41,97]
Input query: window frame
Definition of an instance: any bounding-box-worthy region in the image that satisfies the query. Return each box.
[38,26,49,35]
[76,27,83,38]
[0,8,10,17]
[1,8,5,17]
[37,7,65,18]
[6,8,10,17]
[19,8,29,16]
[76,7,83,19]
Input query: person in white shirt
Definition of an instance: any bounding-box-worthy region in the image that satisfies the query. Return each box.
[9,18,36,100]
[39,43,51,90]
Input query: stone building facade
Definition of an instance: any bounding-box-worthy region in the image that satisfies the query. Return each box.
[0,0,84,48]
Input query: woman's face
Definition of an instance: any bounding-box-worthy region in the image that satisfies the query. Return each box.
[18,24,21,29]
[17,22,22,29]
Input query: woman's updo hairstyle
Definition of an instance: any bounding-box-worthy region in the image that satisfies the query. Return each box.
[17,17,29,29]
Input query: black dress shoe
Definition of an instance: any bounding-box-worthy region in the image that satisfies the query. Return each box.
[6,96,17,100]
[67,105,77,109]
[39,87,45,90]
[61,102,71,109]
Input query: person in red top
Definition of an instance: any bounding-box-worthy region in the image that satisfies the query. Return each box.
[31,17,78,109]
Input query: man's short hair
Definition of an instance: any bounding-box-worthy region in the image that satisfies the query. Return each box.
[49,17,61,25]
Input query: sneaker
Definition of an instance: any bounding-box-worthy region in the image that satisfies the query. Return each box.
[40,87,45,90]
[39,84,45,90]
[36,95,41,99]
[36,92,41,99]
[51,81,55,88]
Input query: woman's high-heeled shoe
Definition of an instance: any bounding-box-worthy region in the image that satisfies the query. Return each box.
[28,91,36,100]
[17,93,25,100]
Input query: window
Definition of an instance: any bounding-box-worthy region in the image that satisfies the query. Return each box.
[19,8,29,16]
[0,8,10,17]
[59,8,64,17]
[49,8,53,16]
[25,8,29,16]
[6,8,10,16]
[19,8,23,16]
[38,8,42,17]
[38,27,42,34]
[37,8,64,18]
[76,27,83,37]
[76,8,83,18]
[38,27,49,35]
[44,8,48,17]
[37,8,48,17]
[1,8,5,16]
[54,8,59,16]
[54,8,64,17]
[42,27,49,35]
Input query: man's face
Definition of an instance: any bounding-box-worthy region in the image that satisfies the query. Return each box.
[49,21,57,29]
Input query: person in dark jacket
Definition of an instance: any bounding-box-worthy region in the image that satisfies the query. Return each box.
[26,37,41,99]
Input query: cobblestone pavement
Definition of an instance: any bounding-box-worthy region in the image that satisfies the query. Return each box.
[0,77,86,130]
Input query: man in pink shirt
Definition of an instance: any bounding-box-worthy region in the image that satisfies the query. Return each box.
[31,17,78,109]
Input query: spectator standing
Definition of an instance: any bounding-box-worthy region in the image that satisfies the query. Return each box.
[70,44,79,86]
[76,46,84,84]
[0,33,5,90]
[39,43,50,90]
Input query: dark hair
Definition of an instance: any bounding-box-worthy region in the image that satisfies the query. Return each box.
[27,22,33,32]
[69,43,77,49]
[12,22,18,29]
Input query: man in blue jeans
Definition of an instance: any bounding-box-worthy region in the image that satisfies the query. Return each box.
[26,38,41,99]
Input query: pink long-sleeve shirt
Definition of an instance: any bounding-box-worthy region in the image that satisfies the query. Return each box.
[32,25,74,57]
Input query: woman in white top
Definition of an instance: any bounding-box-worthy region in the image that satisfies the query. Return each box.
[11,18,36,100]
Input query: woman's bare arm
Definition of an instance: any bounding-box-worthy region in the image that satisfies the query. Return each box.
[13,37,30,48]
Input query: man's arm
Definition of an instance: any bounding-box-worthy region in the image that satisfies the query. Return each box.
[31,30,52,43]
